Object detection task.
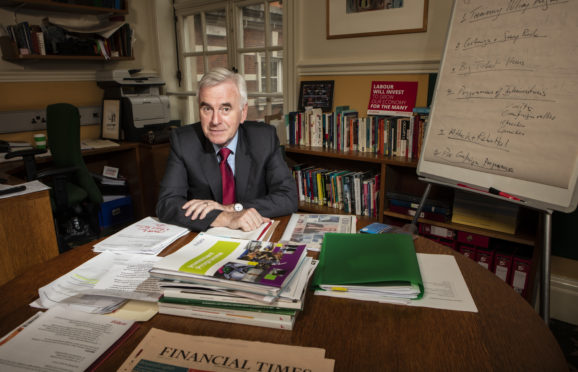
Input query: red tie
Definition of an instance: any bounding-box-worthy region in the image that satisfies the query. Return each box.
[219,147,235,205]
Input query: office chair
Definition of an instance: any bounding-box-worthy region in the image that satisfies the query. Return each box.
[44,103,104,251]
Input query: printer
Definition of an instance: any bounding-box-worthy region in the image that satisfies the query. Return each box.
[96,70,172,142]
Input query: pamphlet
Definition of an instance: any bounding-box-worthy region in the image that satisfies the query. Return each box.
[280,213,357,251]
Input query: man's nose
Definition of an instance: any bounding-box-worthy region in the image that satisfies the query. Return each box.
[211,110,222,124]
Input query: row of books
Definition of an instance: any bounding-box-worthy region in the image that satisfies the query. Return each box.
[419,223,532,297]
[292,164,380,218]
[2,20,132,58]
[285,106,430,160]
[387,191,453,223]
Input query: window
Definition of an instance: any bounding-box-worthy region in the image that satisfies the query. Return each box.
[174,0,284,123]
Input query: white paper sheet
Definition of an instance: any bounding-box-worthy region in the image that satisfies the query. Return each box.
[34,251,162,313]
[0,307,135,372]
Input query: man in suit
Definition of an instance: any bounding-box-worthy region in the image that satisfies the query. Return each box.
[156,67,298,232]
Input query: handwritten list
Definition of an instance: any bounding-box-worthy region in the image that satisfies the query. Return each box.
[423,0,578,189]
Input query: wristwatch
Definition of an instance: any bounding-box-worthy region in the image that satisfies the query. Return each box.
[234,203,244,212]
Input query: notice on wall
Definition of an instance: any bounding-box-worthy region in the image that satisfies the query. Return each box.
[367,81,418,117]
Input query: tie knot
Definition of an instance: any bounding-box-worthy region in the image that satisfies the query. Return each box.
[219,147,231,163]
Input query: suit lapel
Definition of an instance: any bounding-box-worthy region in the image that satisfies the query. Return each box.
[197,130,222,201]
[235,126,251,200]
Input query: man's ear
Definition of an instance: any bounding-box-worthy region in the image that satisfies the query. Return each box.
[240,103,248,123]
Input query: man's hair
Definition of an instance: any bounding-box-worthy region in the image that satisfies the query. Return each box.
[198,67,248,109]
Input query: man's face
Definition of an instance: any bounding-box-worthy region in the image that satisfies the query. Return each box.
[199,80,248,146]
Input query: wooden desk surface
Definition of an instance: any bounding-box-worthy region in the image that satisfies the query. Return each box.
[0,216,567,371]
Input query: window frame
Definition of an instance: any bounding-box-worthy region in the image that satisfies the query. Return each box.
[173,0,287,124]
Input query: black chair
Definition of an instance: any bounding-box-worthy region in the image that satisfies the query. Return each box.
[4,103,104,252]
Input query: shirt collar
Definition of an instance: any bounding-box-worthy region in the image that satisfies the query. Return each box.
[213,130,239,155]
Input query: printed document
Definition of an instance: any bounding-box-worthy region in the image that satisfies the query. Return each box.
[0,307,136,372]
[93,216,189,255]
[33,251,162,313]
[281,213,357,251]
[316,253,478,312]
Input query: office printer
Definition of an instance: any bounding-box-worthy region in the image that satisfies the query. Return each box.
[96,70,171,142]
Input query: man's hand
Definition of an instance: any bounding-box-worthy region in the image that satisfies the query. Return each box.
[182,199,225,220]
[211,208,270,232]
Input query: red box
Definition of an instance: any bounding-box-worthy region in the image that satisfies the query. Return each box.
[419,223,456,239]
[457,231,490,248]
[510,255,532,297]
[459,244,477,260]
[493,251,513,283]
[475,247,494,271]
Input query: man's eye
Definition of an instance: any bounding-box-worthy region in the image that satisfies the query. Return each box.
[221,107,231,113]
[201,106,212,113]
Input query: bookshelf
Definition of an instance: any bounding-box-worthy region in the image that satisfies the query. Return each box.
[284,143,540,301]
[0,0,132,62]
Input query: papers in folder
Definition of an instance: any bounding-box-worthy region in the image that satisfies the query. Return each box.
[313,233,424,301]
[93,216,189,255]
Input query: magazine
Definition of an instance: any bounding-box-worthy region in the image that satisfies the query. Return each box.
[280,213,357,251]
[150,233,308,296]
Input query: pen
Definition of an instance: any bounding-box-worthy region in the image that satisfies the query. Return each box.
[489,187,523,202]
[457,183,524,202]
[0,185,26,196]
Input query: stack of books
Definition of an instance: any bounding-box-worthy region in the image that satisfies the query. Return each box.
[150,233,316,330]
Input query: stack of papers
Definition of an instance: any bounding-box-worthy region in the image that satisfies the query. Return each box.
[33,251,163,314]
[151,233,313,329]
[313,233,424,304]
[93,216,190,255]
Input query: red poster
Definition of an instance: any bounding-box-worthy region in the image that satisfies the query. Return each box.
[367,81,418,117]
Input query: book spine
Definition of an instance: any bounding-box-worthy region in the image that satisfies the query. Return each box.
[158,304,294,330]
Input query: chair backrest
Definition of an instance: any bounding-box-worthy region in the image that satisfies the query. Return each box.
[46,103,103,204]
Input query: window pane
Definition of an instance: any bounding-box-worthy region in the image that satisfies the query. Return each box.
[270,1,283,47]
[241,51,265,93]
[241,4,265,48]
[183,14,203,53]
[208,54,229,70]
[205,9,228,51]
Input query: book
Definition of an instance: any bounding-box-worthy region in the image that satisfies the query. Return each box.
[157,301,296,330]
[359,222,395,234]
[313,233,424,300]
[150,233,308,297]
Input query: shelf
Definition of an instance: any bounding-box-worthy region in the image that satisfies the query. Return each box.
[285,145,418,167]
[0,0,127,14]
[383,210,535,246]
[2,54,133,62]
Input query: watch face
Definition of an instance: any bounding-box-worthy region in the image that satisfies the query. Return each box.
[234,203,243,212]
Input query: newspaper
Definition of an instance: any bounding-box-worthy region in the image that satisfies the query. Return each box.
[118,328,334,372]
[280,213,357,251]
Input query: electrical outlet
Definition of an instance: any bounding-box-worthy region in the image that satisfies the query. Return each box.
[30,111,46,125]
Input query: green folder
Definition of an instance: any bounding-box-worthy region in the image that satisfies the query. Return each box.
[313,233,424,299]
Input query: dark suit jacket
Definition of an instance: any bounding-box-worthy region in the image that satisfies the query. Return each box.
[156,121,298,231]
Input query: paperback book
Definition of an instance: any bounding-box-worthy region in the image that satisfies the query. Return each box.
[150,233,308,297]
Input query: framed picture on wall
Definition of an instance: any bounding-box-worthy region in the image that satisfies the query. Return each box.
[327,0,428,39]
[101,100,120,140]
[298,80,335,112]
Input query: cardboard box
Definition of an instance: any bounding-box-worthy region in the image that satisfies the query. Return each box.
[475,247,495,271]
[457,231,490,248]
[98,195,133,229]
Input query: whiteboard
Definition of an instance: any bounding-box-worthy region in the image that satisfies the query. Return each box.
[417,0,578,213]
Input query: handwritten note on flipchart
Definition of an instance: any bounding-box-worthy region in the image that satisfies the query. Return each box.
[422,0,578,189]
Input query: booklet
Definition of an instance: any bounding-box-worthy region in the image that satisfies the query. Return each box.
[150,233,308,297]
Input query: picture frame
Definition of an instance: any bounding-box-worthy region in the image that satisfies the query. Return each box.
[326,0,428,39]
[298,80,335,112]
[101,99,121,140]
